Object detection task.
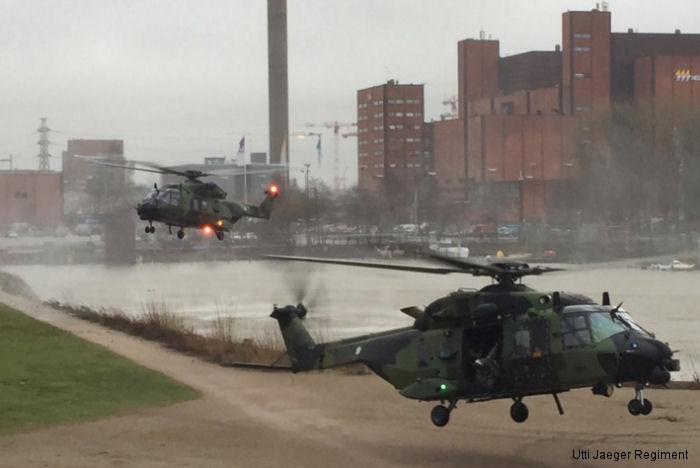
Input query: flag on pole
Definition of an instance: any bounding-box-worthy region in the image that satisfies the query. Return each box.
[236,136,245,166]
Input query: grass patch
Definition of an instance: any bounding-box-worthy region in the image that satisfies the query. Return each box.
[0,303,199,435]
[48,301,288,367]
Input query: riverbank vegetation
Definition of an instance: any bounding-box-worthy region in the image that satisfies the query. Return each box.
[48,301,289,368]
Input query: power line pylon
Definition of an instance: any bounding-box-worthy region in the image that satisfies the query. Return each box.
[37,117,52,171]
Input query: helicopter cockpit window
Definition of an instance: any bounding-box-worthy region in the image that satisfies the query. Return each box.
[561,314,592,347]
[588,312,626,342]
[614,311,652,337]
[156,189,180,206]
[145,188,158,200]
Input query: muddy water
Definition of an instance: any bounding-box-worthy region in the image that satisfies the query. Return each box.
[4,260,699,380]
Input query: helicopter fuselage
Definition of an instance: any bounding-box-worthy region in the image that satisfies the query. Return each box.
[272,284,679,424]
[137,181,278,239]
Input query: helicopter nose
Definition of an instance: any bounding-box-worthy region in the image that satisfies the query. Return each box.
[137,200,156,220]
[617,338,679,384]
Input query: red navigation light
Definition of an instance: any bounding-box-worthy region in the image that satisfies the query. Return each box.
[202,225,213,234]
[269,184,279,195]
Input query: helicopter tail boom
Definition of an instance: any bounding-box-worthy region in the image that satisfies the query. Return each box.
[242,185,279,219]
[270,305,322,371]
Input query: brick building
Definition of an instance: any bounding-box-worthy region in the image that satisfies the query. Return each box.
[0,171,63,233]
[357,81,428,201]
[356,7,700,225]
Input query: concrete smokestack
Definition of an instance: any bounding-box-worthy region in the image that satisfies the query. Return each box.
[267,0,289,182]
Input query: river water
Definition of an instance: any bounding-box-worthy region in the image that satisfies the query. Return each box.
[3,260,699,380]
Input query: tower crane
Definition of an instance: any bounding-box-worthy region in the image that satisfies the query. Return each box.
[440,96,458,120]
[304,121,357,192]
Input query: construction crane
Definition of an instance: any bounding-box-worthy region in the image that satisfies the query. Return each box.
[440,96,458,120]
[339,165,349,191]
[304,121,357,192]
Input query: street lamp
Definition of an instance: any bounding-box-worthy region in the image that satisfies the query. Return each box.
[301,164,312,246]
[518,170,525,241]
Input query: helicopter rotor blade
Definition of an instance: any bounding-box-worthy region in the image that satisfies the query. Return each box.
[265,255,464,275]
[72,156,165,175]
[426,254,505,276]
[281,263,327,312]
[71,155,214,178]
[286,264,313,305]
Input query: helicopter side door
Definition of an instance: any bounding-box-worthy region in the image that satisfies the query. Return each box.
[502,316,554,390]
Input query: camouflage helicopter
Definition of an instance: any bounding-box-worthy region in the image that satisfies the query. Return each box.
[268,255,680,427]
[79,157,281,240]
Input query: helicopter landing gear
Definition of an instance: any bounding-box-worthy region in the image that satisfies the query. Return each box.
[628,382,653,416]
[177,229,185,240]
[510,397,529,423]
[215,230,224,241]
[145,224,155,234]
[430,399,457,427]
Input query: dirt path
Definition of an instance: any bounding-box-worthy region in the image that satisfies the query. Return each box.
[0,291,697,467]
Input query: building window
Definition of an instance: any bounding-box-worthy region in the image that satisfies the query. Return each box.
[575,105,591,112]
[500,102,514,115]
[573,46,590,52]
[574,72,590,78]
[573,33,591,38]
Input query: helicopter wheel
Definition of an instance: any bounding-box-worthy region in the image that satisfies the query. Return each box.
[628,399,642,416]
[177,229,185,239]
[430,405,450,427]
[510,400,529,423]
[628,398,652,416]
[145,226,155,234]
[216,230,224,241]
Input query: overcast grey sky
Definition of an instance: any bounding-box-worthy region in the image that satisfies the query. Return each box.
[1,0,697,187]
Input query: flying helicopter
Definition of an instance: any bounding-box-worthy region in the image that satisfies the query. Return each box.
[77,157,281,240]
[267,254,681,427]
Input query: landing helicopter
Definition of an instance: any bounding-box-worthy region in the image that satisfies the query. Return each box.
[79,157,281,240]
[268,255,680,427]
